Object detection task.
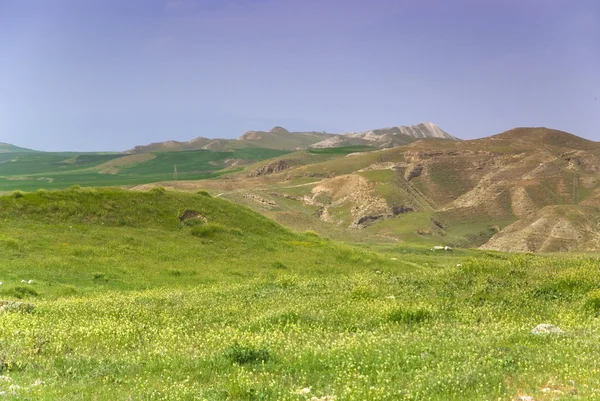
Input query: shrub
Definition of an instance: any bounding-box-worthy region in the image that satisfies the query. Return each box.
[182,218,204,227]
[149,186,166,194]
[191,223,228,238]
[196,190,212,197]
[3,286,39,299]
[585,289,600,315]
[351,285,378,300]
[190,223,242,238]
[269,311,301,326]
[532,275,594,300]
[10,190,25,199]
[92,273,107,281]
[388,307,431,324]
[167,269,183,276]
[0,239,20,251]
[57,285,78,297]
[224,343,270,365]
[304,230,319,237]
[271,261,287,269]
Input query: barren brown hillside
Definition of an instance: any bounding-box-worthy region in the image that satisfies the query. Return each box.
[132,127,600,252]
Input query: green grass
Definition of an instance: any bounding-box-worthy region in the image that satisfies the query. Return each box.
[0,148,290,192]
[0,189,600,399]
[0,143,37,153]
[306,145,376,155]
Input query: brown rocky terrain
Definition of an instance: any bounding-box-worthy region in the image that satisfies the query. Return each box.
[125,123,457,153]
[130,127,600,252]
[309,122,457,149]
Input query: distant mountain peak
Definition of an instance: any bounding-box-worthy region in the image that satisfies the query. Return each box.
[269,126,290,134]
[0,142,37,153]
[125,122,455,154]
[309,122,457,149]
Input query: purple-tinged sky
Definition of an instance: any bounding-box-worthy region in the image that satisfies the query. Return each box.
[0,0,598,151]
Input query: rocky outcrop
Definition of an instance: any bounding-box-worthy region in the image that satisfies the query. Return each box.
[309,123,457,149]
[248,160,289,177]
[179,210,208,224]
[404,164,423,181]
[0,301,35,313]
[242,193,278,208]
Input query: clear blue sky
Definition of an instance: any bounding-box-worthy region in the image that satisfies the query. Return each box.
[0,0,598,151]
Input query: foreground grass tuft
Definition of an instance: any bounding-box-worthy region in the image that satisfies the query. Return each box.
[387,307,432,324]
[224,343,271,365]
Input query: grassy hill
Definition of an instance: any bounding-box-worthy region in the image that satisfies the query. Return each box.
[134,128,600,252]
[5,127,600,252]
[0,188,600,399]
[0,148,290,192]
[127,127,335,154]
[125,123,457,154]
[0,142,37,153]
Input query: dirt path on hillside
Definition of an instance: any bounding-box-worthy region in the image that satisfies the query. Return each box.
[215,181,321,197]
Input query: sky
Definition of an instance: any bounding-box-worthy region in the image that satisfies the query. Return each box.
[0,0,598,151]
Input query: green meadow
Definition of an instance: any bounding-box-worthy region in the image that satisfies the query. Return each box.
[0,148,290,192]
[0,188,599,400]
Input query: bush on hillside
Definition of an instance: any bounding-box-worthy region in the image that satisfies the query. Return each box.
[149,186,166,194]
[2,286,39,299]
[271,261,287,269]
[196,190,212,197]
[190,223,233,238]
[585,289,600,315]
[224,343,270,365]
[387,307,431,324]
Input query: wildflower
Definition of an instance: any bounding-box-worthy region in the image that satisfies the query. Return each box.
[294,387,311,395]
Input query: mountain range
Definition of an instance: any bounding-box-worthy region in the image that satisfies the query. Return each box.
[3,123,600,253]
[0,142,36,153]
[125,122,455,153]
[130,127,600,253]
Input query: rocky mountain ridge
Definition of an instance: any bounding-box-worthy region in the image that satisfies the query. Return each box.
[125,122,456,154]
[0,142,37,153]
[131,127,600,253]
[309,122,457,149]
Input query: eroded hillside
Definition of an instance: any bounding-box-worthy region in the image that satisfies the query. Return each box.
[133,127,600,252]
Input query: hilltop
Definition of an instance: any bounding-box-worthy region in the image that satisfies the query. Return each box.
[0,142,37,153]
[309,122,457,149]
[134,127,600,253]
[125,122,456,154]
[126,126,335,153]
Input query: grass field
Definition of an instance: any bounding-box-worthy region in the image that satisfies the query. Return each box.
[0,148,290,192]
[0,188,599,400]
[306,146,376,155]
